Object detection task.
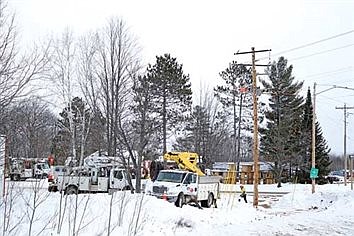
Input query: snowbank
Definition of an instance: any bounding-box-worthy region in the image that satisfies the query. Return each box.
[1,180,353,235]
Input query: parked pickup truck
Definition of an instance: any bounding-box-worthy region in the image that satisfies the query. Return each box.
[147,169,221,208]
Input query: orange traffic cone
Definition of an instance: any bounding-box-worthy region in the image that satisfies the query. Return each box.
[162,192,167,201]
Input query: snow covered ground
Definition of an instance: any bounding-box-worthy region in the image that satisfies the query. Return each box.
[1,178,353,236]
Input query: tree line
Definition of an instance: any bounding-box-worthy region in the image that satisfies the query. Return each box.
[0,0,333,189]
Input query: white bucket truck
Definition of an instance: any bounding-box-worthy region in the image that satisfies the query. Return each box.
[57,166,134,194]
[148,169,220,208]
[9,158,50,181]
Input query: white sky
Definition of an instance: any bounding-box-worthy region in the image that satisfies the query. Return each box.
[8,0,354,155]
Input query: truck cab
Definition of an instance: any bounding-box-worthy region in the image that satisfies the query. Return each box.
[109,168,133,190]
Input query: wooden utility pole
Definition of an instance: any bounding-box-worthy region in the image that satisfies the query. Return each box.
[312,83,316,193]
[251,48,260,207]
[336,104,354,186]
[235,47,271,207]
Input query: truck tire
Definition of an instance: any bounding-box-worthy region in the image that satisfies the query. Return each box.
[65,186,78,195]
[207,193,214,208]
[201,193,214,208]
[175,193,185,208]
[122,186,131,191]
[13,174,20,181]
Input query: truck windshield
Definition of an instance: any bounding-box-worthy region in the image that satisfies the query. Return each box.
[42,163,50,169]
[156,172,186,183]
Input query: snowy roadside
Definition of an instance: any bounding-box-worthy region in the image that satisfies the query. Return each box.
[1,179,354,236]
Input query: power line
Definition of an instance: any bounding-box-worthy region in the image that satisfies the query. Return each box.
[273,29,354,56]
[289,43,354,61]
[257,29,354,61]
[297,66,353,79]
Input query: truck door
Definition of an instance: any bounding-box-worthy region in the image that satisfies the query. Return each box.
[97,167,109,191]
[110,169,128,190]
[91,168,98,185]
[183,173,198,197]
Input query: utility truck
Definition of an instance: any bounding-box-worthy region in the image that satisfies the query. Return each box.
[57,166,138,194]
[9,158,50,181]
[148,152,221,208]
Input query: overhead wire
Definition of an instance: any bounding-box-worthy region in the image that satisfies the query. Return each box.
[317,79,354,87]
[289,43,354,61]
[297,66,353,79]
[272,29,354,56]
[257,28,354,62]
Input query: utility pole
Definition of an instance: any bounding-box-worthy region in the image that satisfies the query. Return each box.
[311,84,346,193]
[236,93,243,174]
[235,47,271,207]
[349,155,354,190]
[312,83,316,193]
[336,104,354,186]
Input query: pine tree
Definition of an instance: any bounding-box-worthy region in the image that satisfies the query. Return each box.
[146,54,192,155]
[53,97,95,164]
[314,124,332,180]
[129,74,160,192]
[214,61,252,166]
[297,88,331,183]
[260,57,304,187]
[173,105,211,167]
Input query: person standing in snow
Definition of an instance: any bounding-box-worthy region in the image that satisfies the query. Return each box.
[239,185,247,203]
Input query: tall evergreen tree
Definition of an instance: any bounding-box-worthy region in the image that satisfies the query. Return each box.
[260,57,304,187]
[173,105,211,167]
[146,54,192,155]
[214,61,252,167]
[129,74,160,192]
[53,97,94,164]
[297,88,331,183]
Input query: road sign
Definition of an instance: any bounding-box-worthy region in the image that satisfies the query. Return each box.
[310,167,319,179]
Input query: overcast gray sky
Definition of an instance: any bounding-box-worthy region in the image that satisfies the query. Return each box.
[9,0,354,155]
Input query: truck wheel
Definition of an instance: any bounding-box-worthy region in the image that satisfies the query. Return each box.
[175,193,185,208]
[13,174,20,181]
[206,193,214,208]
[65,186,78,195]
[122,186,131,191]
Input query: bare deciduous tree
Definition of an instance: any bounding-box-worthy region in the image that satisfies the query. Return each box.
[1,182,25,236]
[95,17,141,156]
[3,98,56,159]
[77,33,105,157]
[22,179,53,236]
[50,29,78,163]
[0,0,50,116]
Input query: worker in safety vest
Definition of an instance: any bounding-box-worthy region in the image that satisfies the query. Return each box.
[239,185,247,203]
